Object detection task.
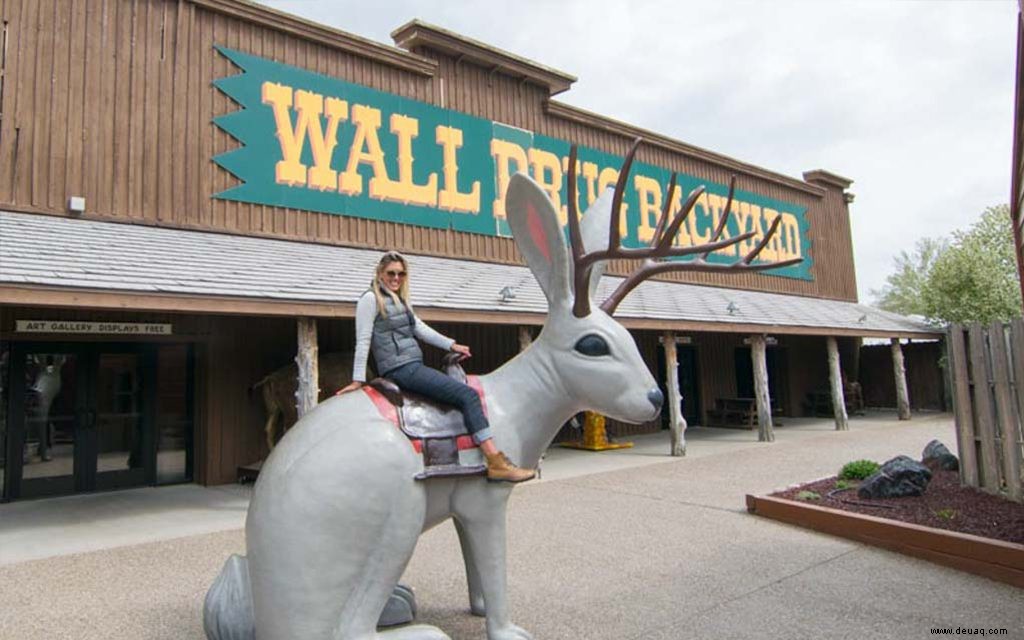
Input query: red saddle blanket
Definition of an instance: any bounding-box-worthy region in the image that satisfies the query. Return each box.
[362,375,488,454]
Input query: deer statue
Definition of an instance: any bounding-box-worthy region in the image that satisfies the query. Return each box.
[203,139,799,640]
[250,351,357,450]
[27,354,67,462]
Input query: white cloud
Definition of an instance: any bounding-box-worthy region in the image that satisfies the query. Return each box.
[258,0,1019,301]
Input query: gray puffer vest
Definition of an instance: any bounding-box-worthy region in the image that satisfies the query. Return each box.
[371,290,423,375]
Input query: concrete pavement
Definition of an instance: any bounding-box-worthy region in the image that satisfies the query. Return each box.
[1,411,1021,639]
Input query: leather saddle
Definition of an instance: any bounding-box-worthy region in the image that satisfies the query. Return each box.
[363,353,487,481]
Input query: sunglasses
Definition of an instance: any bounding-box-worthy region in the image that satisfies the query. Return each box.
[385,270,407,278]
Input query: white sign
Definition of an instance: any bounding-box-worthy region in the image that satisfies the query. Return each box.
[658,336,693,345]
[16,320,173,335]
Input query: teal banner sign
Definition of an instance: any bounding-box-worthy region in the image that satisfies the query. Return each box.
[212,46,812,279]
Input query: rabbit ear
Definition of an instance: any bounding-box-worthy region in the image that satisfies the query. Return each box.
[580,186,615,302]
[506,173,572,308]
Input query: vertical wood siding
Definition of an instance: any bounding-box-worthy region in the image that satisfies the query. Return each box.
[860,340,946,412]
[0,0,857,302]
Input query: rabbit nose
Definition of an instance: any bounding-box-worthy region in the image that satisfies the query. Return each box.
[647,388,664,412]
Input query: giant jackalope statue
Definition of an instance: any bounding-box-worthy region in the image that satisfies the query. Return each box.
[204,139,799,640]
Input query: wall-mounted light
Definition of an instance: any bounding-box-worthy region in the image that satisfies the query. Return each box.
[499,285,516,303]
[857,314,868,323]
[726,301,740,315]
[68,196,85,215]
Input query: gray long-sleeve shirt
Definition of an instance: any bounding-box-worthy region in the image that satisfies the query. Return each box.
[352,290,456,382]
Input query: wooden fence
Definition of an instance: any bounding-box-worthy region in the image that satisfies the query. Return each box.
[947,322,1024,502]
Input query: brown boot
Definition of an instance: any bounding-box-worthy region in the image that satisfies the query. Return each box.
[484,451,536,483]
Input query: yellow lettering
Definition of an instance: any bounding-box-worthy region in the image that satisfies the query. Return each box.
[261,82,348,189]
[667,185,693,248]
[303,93,346,191]
[339,105,392,198]
[734,202,759,256]
[755,206,778,261]
[633,175,663,244]
[528,148,564,225]
[491,139,529,221]
[598,167,629,238]
[383,114,438,206]
[435,125,479,213]
[689,192,712,245]
[706,193,739,256]
[581,161,599,209]
[781,213,801,259]
[773,218,785,259]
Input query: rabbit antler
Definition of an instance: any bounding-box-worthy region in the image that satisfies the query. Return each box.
[565,138,803,317]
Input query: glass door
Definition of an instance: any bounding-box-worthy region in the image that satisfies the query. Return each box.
[92,350,153,491]
[4,343,157,500]
[7,347,83,498]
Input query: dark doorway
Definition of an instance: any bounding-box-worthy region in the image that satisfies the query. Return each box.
[734,346,787,412]
[657,343,701,427]
[1,342,194,501]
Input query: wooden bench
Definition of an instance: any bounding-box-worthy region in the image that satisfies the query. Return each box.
[803,386,865,417]
[708,397,785,429]
[708,397,756,429]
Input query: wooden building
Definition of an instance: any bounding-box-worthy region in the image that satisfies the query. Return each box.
[0,0,939,501]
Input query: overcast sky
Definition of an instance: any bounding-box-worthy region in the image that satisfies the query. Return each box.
[256,0,1019,304]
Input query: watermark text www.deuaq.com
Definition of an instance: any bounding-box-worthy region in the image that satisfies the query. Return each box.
[930,628,1009,636]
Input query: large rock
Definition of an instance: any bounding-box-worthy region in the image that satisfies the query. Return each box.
[857,455,932,499]
[922,439,959,471]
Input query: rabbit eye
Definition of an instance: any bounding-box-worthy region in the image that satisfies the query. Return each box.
[574,334,610,357]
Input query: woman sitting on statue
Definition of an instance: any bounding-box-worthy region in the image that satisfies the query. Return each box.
[339,251,535,483]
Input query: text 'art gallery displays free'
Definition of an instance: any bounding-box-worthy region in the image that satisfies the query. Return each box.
[0,0,940,501]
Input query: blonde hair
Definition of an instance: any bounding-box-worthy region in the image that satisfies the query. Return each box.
[372,251,411,316]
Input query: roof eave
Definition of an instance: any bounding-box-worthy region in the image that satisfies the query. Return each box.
[391,19,576,96]
[188,0,437,77]
[0,284,943,340]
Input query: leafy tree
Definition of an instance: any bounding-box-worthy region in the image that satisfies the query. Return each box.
[871,237,947,316]
[920,204,1022,324]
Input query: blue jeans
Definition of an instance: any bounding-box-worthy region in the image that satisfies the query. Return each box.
[384,361,493,444]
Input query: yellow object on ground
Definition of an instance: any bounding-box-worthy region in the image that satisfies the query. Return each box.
[560,411,634,451]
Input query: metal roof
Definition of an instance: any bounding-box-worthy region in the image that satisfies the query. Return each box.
[0,210,939,337]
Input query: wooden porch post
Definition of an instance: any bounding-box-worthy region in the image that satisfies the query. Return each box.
[827,337,849,431]
[518,326,533,352]
[750,334,774,442]
[891,337,911,420]
[295,317,319,419]
[663,331,687,457]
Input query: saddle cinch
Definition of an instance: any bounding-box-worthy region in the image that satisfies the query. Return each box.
[361,354,487,481]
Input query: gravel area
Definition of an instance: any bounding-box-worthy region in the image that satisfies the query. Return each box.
[3,414,1021,640]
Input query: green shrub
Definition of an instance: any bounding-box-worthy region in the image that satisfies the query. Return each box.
[834,479,852,490]
[796,490,821,501]
[935,508,956,520]
[839,459,881,481]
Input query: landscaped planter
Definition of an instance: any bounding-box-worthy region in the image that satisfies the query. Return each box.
[746,494,1024,589]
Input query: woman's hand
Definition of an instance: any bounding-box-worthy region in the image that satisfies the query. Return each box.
[337,381,365,395]
[451,343,472,358]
